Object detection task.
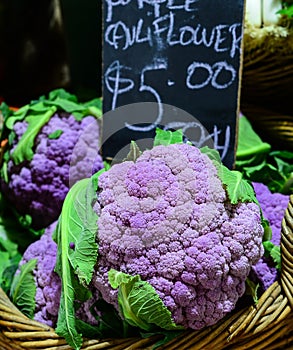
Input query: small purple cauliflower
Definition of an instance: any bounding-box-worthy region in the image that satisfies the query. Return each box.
[13,221,101,329]
[0,92,103,229]
[253,182,289,246]
[250,182,289,290]
[92,143,264,330]
[15,222,61,327]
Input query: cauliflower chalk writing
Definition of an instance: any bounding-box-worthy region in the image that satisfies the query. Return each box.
[103,0,245,168]
[105,13,241,58]
[105,0,199,22]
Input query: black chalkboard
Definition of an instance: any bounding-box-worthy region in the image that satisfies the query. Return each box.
[102,0,245,168]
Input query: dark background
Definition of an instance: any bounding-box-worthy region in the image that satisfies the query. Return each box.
[0,0,291,150]
[0,0,102,106]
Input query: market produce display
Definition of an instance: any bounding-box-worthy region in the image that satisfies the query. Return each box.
[0,108,292,350]
[0,1,292,348]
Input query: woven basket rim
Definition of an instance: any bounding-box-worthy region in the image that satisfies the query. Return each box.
[243,19,293,62]
[0,195,293,350]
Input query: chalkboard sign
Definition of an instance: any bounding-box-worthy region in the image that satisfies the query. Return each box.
[102,0,245,168]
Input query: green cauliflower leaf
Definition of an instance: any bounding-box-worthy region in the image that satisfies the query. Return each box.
[108,269,184,332]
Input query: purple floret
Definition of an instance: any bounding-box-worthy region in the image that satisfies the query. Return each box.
[75,289,101,327]
[250,182,289,290]
[250,259,278,291]
[253,182,289,245]
[2,113,103,229]
[18,222,61,327]
[17,221,101,328]
[92,144,264,330]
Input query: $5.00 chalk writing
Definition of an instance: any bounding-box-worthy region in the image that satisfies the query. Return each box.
[103,0,245,167]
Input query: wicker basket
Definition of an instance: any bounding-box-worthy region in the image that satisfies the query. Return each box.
[241,19,293,149]
[0,195,292,350]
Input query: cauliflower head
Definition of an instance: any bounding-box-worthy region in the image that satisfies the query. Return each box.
[1,111,103,230]
[252,182,289,246]
[92,143,264,330]
[12,221,102,329]
[15,222,61,327]
[250,182,289,291]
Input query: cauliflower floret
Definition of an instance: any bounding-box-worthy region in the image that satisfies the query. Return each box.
[2,113,103,229]
[92,143,264,330]
[16,221,101,328]
[17,222,61,327]
[253,182,289,246]
[250,182,289,291]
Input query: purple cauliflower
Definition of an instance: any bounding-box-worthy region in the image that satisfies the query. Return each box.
[16,221,61,327]
[250,182,289,290]
[91,143,264,330]
[1,110,103,230]
[253,182,289,246]
[14,221,101,328]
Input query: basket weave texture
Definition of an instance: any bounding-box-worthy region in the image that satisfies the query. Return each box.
[0,195,292,350]
[241,21,293,149]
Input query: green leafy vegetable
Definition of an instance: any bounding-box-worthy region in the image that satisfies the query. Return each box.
[77,298,139,339]
[66,175,100,285]
[277,3,293,17]
[3,105,29,130]
[0,252,11,288]
[0,236,19,255]
[236,116,293,195]
[46,97,86,113]
[0,88,102,166]
[153,128,183,146]
[220,167,258,204]
[10,259,37,318]
[12,106,57,164]
[74,319,102,340]
[48,129,63,139]
[236,116,271,159]
[239,154,293,194]
[55,268,88,350]
[0,196,44,250]
[108,269,184,332]
[54,173,102,349]
[123,141,142,162]
[263,241,281,270]
[201,143,271,236]
[261,218,273,242]
[0,255,21,294]
[0,193,38,292]
[269,151,293,193]
[48,89,78,102]
[0,236,21,293]
[200,145,222,164]
[245,278,260,304]
[201,145,258,204]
